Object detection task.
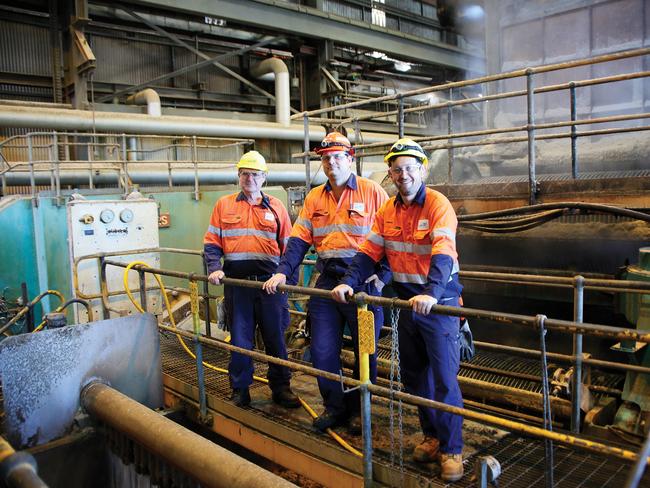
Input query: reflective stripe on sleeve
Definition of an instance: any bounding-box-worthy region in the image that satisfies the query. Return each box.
[318,248,359,259]
[295,217,313,231]
[431,227,455,241]
[366,231,385,247]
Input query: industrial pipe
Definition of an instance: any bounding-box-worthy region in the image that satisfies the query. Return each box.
[125,89,161,117]
[0,436,47,488]
[81,382,297,488]
[125,89,162,161]
[2,162,387,186]
[250,58,290,126]
[0,104,393,143]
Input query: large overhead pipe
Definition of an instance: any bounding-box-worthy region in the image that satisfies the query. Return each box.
[250,58,290,126]
[81,382,297,488]
[3,162,388,186]
[0,104,393,143]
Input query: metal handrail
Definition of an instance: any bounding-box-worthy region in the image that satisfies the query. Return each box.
[291,46,650,119]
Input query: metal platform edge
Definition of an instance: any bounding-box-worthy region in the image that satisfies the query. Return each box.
[162,373,458,488]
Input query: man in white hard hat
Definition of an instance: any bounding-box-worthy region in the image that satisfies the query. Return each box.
[331,138,464,482]
[203,150,300,409]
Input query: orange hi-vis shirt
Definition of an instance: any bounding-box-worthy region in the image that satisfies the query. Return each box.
[291,174,388,259]
[203,191,292,277]
[357,185,459,299]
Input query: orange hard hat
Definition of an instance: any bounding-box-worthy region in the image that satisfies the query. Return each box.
[314,131,354,156]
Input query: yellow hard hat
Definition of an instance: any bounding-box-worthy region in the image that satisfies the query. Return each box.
[237,150,268,172]
[384,138,428,166]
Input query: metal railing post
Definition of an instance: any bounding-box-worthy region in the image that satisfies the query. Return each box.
[303,114,311,190]
[27,134,37,207]
[99,256,109,320]
[49,134,55,194]
[356,300,375,487]
[192,136,199,201]
[570,83,578,178]
[397,95,404,138]
[447,89,454,184]
[138,269,148,312]
[190,281,210,424]
[121,134,130,196]
[526,69,537,205]
[52,131,62,205]
[87,137,95,189]
[354,118,362,176]
[202,258,212,337]
[537,314,554,488]
[571,275,585,434]
[167,153,173,188]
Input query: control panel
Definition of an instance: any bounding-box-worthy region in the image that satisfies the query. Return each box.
[67,198,161,322]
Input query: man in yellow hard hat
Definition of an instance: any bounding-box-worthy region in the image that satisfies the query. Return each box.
[331,138,464,482]
[203,150,300,409]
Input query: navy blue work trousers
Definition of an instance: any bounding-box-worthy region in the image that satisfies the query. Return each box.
[224,284,291,391]
[308,276,383,417]
[397,295,463,454]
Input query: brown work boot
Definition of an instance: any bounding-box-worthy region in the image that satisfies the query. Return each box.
[439,453,464,482]
[412,436,440,463]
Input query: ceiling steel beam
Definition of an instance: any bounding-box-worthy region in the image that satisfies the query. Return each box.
[96,36,280,102]
[119,6,284,106]
[126,0,484,71]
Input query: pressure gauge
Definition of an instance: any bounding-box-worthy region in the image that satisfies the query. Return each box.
[120,208,134,223]
[99,209,115,224]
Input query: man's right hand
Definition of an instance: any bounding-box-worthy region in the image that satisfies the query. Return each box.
[208,270,225,285]
[331,284,354,303]
[263,273,286,294]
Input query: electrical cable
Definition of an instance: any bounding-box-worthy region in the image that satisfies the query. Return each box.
[122,261,362,458]
[458,202,650,224]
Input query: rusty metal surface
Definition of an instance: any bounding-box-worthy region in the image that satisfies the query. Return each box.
[83,383,297,488]
[0,313,162,448]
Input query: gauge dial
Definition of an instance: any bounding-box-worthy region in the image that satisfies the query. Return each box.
[120,208,134,223]
[99,209,115,224]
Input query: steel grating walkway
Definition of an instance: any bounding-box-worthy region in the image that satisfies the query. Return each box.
[160,331,648,488]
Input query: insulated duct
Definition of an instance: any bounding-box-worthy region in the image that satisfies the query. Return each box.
[2,163,388,186]
[0,104,393,143]
[250,58,290,126]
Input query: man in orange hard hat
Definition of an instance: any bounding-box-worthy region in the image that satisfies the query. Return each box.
[264,131,390,434]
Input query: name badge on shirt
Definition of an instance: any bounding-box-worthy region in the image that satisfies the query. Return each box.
[417,219,429,231]
[351,202,364,212]
[265,212,275,221]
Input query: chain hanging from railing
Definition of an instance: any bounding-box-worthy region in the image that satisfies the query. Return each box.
[388,301,404,483]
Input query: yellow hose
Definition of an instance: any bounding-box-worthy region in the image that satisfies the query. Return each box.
[122,261,362,458]
[32,290,66,332]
